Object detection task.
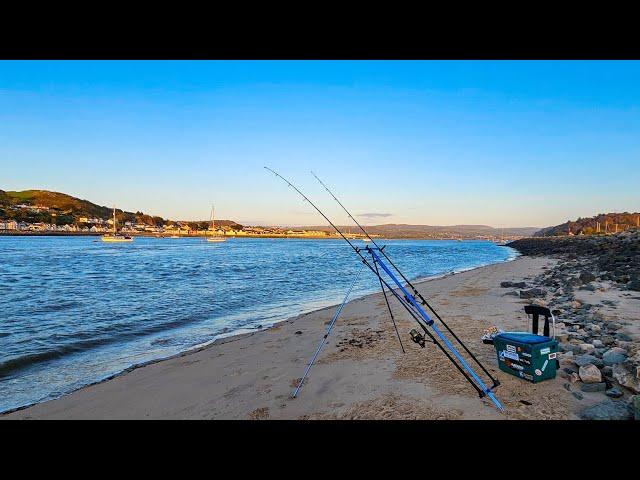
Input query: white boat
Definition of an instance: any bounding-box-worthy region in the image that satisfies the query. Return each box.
[101,206,133,242]
[206,205,226,243]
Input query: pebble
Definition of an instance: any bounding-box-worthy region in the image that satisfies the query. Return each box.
[601,335,615,346]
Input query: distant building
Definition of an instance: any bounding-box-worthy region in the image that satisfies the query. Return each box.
[1,220,17,230]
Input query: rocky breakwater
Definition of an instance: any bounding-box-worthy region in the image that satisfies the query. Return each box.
[506,229,640,420]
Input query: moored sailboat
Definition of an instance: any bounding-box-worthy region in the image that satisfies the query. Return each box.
[206,205,226,242]
[101,206,133,242]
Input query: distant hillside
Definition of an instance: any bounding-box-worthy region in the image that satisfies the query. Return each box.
[0,190,12,206]
[534,212,640,237]
[300,224,539,239]
[0,189,240,227]
[1,189,114,218]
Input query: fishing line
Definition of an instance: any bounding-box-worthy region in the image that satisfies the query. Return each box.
[310,171,499,387]
[265,167,502,410]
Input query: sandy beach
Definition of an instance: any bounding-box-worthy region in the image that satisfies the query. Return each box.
[4,254,638,420]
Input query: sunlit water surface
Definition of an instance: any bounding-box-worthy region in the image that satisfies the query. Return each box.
[0,236,516,412]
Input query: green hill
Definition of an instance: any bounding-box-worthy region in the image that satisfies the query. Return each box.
[0,189,242,228]
[0,190,12,206]
[534,212,640,236]
[1,189,114,218]
[0,189,128,225]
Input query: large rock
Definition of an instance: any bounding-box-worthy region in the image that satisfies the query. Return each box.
[519,288,547,299]
[574,354,603,368]
[579,399,632,420]
[579,343,596,353]
[627,280,640,292]
[613,364,640,394]
[616,332,633,342]
[603,347,627,366]
[579,364,603,384]
[581,382,606,392]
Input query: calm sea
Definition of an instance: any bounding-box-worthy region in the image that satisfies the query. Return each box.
[0,236,516,412]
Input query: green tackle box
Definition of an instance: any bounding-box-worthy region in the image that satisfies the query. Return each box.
[493,332,558,383]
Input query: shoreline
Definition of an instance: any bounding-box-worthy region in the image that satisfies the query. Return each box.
[1,251,518,416]
[0,232,514,241]
[10,242,636,419]
[6,252,577,420]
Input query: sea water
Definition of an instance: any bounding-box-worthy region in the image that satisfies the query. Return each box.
[0,236,516,412]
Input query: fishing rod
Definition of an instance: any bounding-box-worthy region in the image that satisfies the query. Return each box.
[310,171,499,388]
[373,256,405,353]
[292,264,364,398]
[264,167,479,390]
[265,167,503,411]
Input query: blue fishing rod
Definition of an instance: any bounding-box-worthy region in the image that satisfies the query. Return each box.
[311,171,501,390]
[265,167,503,411]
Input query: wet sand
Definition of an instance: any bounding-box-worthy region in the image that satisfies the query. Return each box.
[4,256,597,420]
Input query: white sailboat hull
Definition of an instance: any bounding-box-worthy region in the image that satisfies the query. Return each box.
[101,235,133,243]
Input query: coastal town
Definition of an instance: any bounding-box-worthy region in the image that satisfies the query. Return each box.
[0,203,376,238]
[1,193,534,241]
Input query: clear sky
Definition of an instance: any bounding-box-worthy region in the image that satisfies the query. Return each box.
[1,61,639,227]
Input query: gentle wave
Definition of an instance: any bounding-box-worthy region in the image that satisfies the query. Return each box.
[0,236,514,412]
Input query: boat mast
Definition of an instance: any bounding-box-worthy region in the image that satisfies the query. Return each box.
[113,205,117,236]
[211,205,215,233]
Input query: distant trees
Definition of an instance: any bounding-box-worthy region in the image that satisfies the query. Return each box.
[537,212,640,236]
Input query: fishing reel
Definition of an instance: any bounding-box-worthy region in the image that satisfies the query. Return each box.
[409,329,426,348]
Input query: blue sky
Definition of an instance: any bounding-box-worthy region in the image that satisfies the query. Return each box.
[1,60,639,227]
